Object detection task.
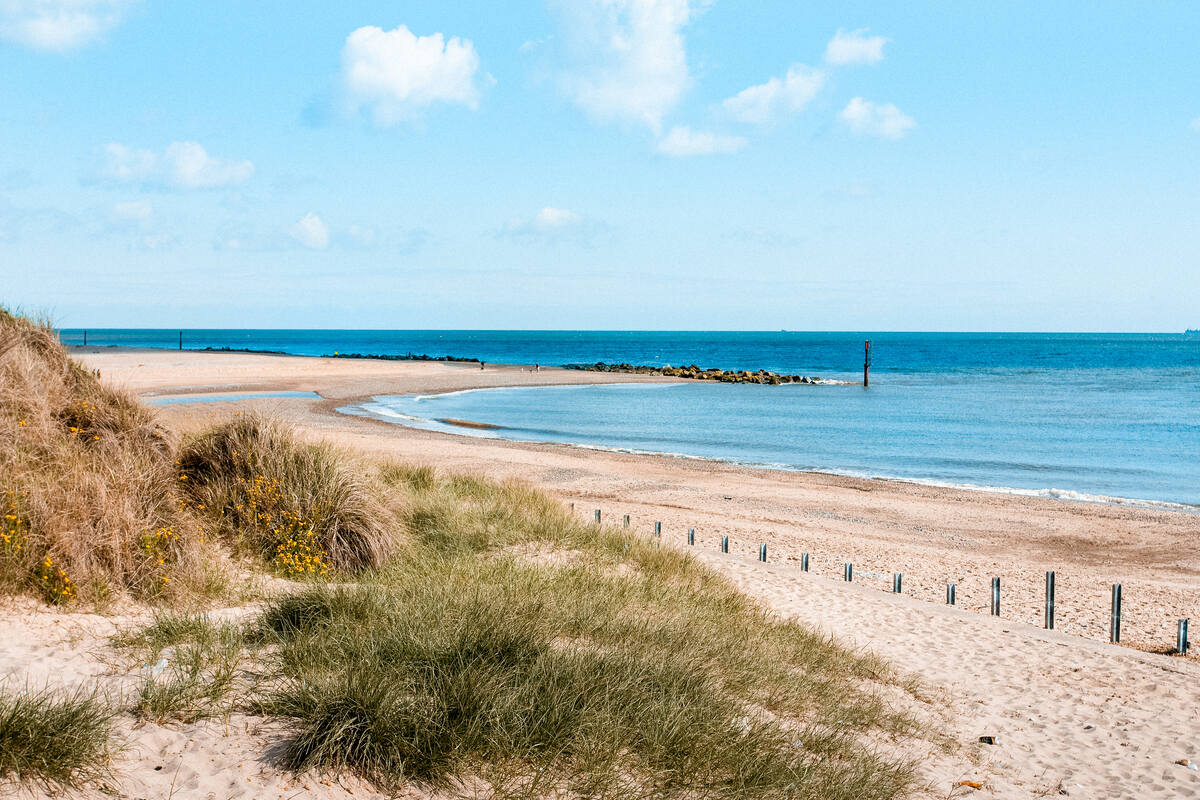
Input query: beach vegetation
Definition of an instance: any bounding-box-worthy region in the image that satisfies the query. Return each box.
[0,685,119,792]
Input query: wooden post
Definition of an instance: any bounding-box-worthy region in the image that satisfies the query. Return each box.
[1045,571,1055,630]
[864,340,871,387]
[1110,584,1122,643]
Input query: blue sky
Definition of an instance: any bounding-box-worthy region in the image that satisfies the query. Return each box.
[1,0,1197,330]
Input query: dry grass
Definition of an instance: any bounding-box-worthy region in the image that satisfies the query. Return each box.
[0,309,222,604]
[178,414,402,574]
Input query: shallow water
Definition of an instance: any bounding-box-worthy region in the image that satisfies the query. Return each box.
[65,330,1199,507]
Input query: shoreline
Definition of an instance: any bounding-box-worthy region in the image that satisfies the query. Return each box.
[342,388,1200,514]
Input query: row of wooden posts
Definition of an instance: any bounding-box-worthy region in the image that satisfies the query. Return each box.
[580,506,1192,656]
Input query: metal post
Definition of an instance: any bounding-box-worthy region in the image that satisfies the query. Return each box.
[1045,571,1055,630]
[654,521,661,537]
[946,584,956,605]
[758,544,767,562]
[83,330,87,346]
[844,563,853,582]
[687,528,694,546]
[594,509,601,525]
[991,577,1000,616]
[893,573,902,593]
[720,535,729,554]
[1178,619,1190,655]
[179,330,183,351]
[1110,584,1122,643]
[623,514,629,528]
[801,553,809,572]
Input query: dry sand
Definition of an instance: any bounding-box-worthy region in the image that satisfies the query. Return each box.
[3,348,1197,799]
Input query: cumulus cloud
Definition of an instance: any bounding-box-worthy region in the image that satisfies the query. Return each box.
[823,28,888,66]
[0,0,134,51]
[837,97,915,139]
[97,141,254,189]
[552,0,704,132]
[656,125,746,156]
[289,212,330,250]
[721,64,825,125]
[341,24,484,125]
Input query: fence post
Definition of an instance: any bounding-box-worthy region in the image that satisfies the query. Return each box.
[893,573,902,593]
[720,535,729,554]
[801,553,809,572]
[844,563,853,582]
[1045,571,1055,630]
[654,521,661,537]
[991,577,1000,616]
[758,543,767,562]
[688,528,694,546]
[1110,584,1122,643]
[1178,620,1190,655]
[946,583,956,605]
[623,514,629,528]
[594,509,601,525]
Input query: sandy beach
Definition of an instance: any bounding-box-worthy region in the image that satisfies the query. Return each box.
[7,347,1198,799]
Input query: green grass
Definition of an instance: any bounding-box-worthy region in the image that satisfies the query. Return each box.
[244,468,928,799]
[108,464,936,799]
[113,612,249,724]
[0,686,118,791]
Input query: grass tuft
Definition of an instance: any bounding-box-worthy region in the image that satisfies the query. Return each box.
[179,414,400,575]
[0,685,118,791]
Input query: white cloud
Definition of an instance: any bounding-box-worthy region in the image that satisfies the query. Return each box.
[656,125,746,156]
[0,0,134,51]
[109,200,152,228]
[341,24,483,125]
[1191,116,1200,133]
[837,97,915,139]
[97,141,253,189]
[289,212,330,250]
[824,28,888,66]
[721,64,825,125]
[507,206,582,235]
[552,0,704,133]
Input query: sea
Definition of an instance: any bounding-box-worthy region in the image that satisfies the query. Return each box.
[60,330,1200,509]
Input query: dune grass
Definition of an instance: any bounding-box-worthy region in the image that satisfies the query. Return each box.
[0,685,118,792]
[0,309,222,604]
[236,468,928,799]
[178,415,401,576]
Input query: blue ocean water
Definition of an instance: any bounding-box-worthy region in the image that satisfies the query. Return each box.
[62,330,1200,507]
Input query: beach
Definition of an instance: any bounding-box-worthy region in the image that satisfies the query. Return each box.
[41,347,1196,797]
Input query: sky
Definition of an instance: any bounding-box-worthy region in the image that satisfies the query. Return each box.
[0,0,1198,331]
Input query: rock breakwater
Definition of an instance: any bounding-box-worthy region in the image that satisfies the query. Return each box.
[563,362,821,385]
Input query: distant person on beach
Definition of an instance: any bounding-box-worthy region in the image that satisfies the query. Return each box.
[535,363,540,372]
[480,361,485,370]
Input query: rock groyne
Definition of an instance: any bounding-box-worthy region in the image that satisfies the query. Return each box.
[563,362,821,385]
